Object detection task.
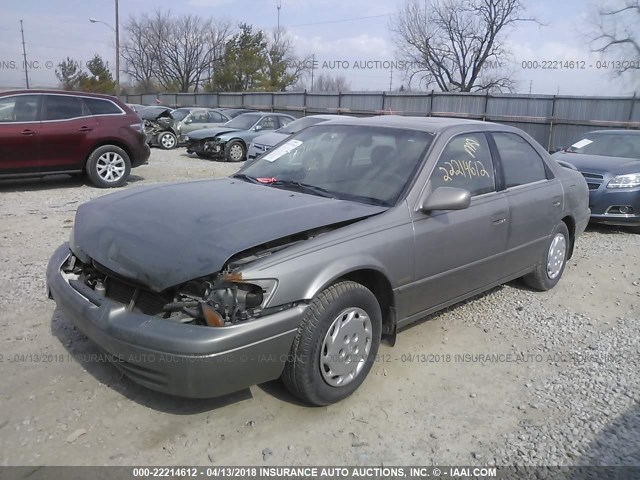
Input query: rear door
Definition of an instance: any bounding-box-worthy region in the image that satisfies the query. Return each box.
[409,132,510,316]
[489,132,563,275]
[0,94,42,172]
[38,94,99,170]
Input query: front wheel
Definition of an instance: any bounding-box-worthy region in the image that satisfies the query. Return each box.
[158,131,178,150]
[225,140,246,162]
[86,145,131,188]
[282,281,382,406]
[523,222,570,291]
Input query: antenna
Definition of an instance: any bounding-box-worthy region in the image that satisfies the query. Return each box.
[389,65,394,92]
[20,20,30,89]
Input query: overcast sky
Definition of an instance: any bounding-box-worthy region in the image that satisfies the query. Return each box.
[0,0,637,95]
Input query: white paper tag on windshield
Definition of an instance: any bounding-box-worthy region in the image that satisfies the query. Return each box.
[571,138,593,149]
[263,139,303,162]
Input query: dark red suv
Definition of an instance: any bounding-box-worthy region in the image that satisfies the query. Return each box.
[0,90,150,188]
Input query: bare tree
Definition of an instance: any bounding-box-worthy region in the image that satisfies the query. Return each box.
[391,0,534,92]
[122,10,231,92]
[590,0,640,79]
[313,73,351,92]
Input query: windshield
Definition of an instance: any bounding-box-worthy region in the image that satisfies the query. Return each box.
[237,125,434,206]
[566,133,640,159]
[225,113,261,130]
[171,108,191,121]
[277,116,325,134]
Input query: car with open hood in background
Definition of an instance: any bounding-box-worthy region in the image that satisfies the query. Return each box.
[47,116,590,406]
[247,114,354,160]
[141,106,232,150]
[185,111,295,162]
[552,129,640,233]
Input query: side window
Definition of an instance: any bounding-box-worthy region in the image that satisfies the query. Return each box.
[430,132,495,196]
[0,95,40,122]
[278,116,293,128]
[83,98,122,115]
[257,116,277,130]
[493,132,547,188]
[190,110,208,123]
[43,95,84,121]
[208,111,225,123]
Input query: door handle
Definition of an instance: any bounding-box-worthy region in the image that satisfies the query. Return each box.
[492,218,507,225]
[553,201,561,207]
[78,126,93,132]
[20,129,36,135]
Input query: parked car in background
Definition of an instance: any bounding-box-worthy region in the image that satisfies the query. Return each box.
[140,106,231,150]
[218,108,253,119]
[185,112,295,162]
[126,103,146,113]
[247,114,353,160]
[0,90,149,188]
[552,130,640,233]
[47,117,590,405]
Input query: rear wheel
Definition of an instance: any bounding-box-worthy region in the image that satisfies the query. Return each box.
[523,222,570,291]
[158,131,177,150]
[225,140,246,162]
[282,281,382,406]
[86,145,131,188]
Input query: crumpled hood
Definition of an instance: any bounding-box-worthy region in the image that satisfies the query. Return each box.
[552,152,640,174]
[71,178,387,292]
[187,127,240,140]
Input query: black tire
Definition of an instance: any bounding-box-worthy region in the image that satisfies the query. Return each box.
[224,140,246,162]
[523,222,570,291]
[158,131,178,150]
[86,145,131,188]
[282,281,382,406]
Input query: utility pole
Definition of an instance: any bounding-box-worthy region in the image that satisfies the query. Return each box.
[310,53,315,92]
[529,80,532,94]
[276,0,282,32]
[115,0,120,96]
[20,20,30,89]
[389,65,393,92]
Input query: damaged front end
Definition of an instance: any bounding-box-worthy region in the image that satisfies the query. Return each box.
[61,253,277,327]
[140,109,175,141]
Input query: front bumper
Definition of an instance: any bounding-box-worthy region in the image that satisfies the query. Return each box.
[185,139,225,158]
[586,181,640,226]
[46,244,303,398]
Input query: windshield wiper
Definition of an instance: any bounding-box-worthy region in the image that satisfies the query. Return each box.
[232,173,261,184]
[269,180,335,198]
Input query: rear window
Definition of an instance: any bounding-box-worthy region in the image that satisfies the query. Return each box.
[84,98,122,115]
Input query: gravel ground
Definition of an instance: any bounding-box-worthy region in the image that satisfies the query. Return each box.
[0,147,638,467]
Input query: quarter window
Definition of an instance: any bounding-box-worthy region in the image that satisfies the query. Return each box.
[0,95,40,122]
[493,132,547,188]
[43,95,84,121]
[430,133,495,196]
[83,98,122,115]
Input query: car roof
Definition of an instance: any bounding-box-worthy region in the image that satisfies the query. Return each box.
[0,89,120,101]
[587,129,640,135]
[321,115,500,133]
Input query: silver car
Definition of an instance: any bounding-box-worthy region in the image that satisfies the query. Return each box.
[47,116,590,406]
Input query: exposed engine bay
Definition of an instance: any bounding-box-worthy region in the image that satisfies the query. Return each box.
[61,224,347,327]
[141,109,175,139]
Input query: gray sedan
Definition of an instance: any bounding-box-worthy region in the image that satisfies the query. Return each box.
[47,117,590,406]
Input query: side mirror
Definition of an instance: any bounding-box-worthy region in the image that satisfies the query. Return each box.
[255,125,263,131]
[419,187,471,213]
[184,118,193,124]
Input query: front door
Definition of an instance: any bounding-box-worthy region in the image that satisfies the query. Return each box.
[409,132,510,316]
[0,94,42,173]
